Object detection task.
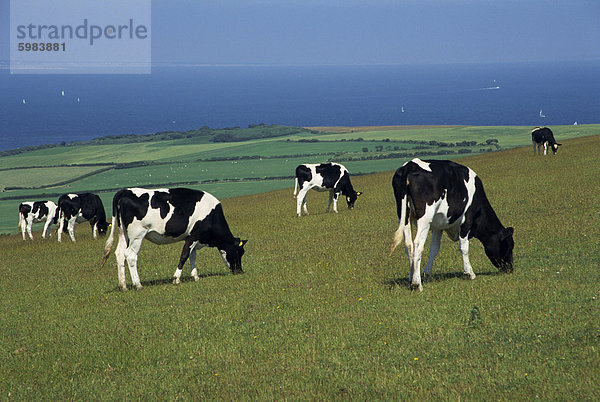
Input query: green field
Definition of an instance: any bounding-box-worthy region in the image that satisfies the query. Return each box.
[1,124,599,235]
[0,129,599,399]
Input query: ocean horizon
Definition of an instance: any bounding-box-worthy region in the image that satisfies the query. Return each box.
[1,60,599,151]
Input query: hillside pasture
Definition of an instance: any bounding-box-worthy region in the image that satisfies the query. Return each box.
[2,124,598,235]
[0,135,598,399]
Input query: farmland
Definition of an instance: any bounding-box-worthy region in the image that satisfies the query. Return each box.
[1,124,598,234]
[0,126,599,399]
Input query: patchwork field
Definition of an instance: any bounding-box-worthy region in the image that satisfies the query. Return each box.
[1,124,598,234]
[0,131,598,399]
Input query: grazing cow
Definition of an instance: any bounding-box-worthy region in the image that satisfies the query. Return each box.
[390,158,514,291]
[293,163,361,217]
[532,127,562,155]
[101,187,247,291]
[18,201,58,240]
[57,193,108,242]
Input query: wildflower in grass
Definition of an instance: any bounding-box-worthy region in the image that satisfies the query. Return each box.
[414,357,419,361]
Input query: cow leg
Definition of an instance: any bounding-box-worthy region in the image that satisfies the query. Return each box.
[20,217,27,241]
[332,193,339,213]
[533,141,536,155]
[403,221,415,283]
[296,186,310,216]
[115,228,128,291]
[189,243,205,281]
[173,238,196,284]
[543,142,548,155]
[423,229,442,281]
[92,222,98,239]
[125,236,145,290]
[411,220,431,291]
[42,218,52,239]
[57,213,64,242]
[326,191,334,212]
[26,217,34,240]
[67,217,77,242]
[459,236,476,280]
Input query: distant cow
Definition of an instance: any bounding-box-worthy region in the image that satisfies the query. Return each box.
[390,158,514,291]
[293,163,361,217]
[101,188,247,291]
[532,127,561,155]
[57,193,108,242]
[18,200,58,240]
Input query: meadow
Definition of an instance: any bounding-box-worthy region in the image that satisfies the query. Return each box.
[0,132,599,399]
[1,124,598,234]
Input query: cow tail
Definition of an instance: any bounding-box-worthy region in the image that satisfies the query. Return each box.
[293,177,299,198]
[390,168,409,256]
[100,216,117,269]
[100,192,121,269]
[52,207,59,224]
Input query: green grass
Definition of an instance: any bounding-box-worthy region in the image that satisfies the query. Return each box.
[2,124,599,236]
[1,135,599,399]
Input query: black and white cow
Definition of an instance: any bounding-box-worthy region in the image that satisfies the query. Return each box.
[57,193,109,242]
[390,158,514,291]
[18,200,58,240]
[532,126,562,155]
[101,187,247,291]
[293,163,361,217]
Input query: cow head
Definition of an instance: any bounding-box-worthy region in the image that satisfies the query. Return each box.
[346,191,362,210]
[97,220,110,235]
[221,239,247,274]
[551,143,562,154]
[484,227,514,273]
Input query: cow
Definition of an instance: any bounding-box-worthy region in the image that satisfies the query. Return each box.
[293,162,361,217]
[57,193,109,242]
[390,158,514,291]
[532,127,562,155]
[101,187,247,291]
[18,200,58,240]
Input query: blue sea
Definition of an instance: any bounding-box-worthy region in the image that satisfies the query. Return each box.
[1,61,599,151]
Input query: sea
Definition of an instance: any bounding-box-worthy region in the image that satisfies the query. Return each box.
[1,60,599,151]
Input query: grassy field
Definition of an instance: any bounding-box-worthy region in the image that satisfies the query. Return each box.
[1,134,599,399]
[1,124,599,235]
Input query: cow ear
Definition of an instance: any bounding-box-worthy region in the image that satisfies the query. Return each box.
[557,143,562,146]
[239,239,248,247]
[503,227,514,239]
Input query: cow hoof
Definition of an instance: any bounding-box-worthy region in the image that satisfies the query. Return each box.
[120,285,128,292]
[134,284,143,290]
[193,276,200,282]
[173,278,180,285]
[411,282,423,292]
[466,273,476,280]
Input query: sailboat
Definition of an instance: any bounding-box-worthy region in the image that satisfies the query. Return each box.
[22,98,26,104]
[539,109,546,118]
[401,106,405,113]
[61,90,65,96]
[77,97,80,103]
